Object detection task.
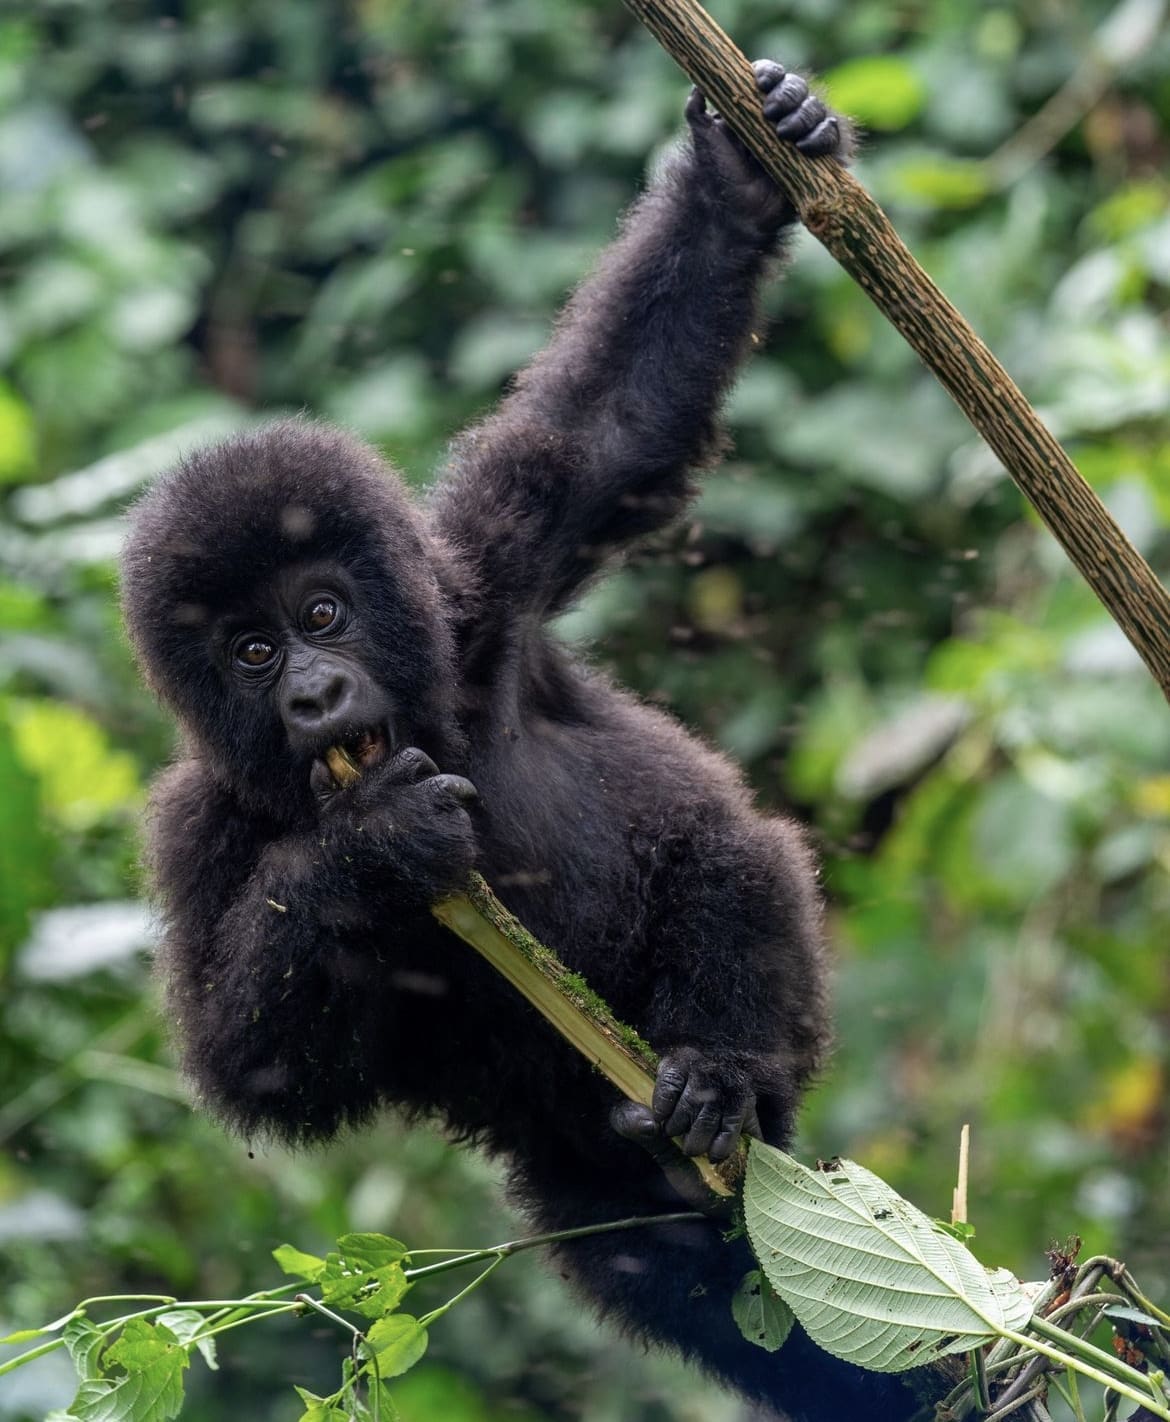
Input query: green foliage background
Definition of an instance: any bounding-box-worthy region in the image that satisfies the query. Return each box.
[1,0,1168,1417]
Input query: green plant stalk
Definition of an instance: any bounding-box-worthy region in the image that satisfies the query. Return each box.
[997,1321,1170,1419]
[969,1342,990,1411]
[417,1255,505,1328]
[0,1294,299,1378]
[1057,1367,1088,1422]
[402,1210,704,1284]
[0,1214,705,1382]
[432,875,659,1106]
[1030,1313,1166,1404]
[295,1294,362,1340]
[1119,1266,1170,1331]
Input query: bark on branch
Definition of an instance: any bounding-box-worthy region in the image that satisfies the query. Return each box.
[622,0,1170,706]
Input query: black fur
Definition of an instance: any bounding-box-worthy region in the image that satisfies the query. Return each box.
[122,67,917,1422]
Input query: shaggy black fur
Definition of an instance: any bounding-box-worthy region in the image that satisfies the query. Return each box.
[122,64,917,1422]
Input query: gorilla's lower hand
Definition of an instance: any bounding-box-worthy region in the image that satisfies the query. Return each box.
[610,1047,761,1210]
[649,1046,760,1162]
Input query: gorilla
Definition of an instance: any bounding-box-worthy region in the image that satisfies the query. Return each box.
[122,62,919,1422]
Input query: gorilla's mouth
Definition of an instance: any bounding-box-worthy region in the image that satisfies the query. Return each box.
[341,726,388,770]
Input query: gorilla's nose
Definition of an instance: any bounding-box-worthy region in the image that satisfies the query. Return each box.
[281,662,356,733]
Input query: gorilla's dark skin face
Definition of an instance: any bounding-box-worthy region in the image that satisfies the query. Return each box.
[216,565,395,772]
[122,66,917,1422]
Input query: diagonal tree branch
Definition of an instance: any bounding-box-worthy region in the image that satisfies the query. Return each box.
[622,0,1170,706]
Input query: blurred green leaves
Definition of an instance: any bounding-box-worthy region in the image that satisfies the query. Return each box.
[9,699,141,832]
[823,55,926,131]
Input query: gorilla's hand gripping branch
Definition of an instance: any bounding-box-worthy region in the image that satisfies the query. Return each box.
[322,746,737,1201]
[622,0,1170,707]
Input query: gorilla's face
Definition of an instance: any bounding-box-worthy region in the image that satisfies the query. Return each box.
[217,562,394,772]
[121,421,464,824]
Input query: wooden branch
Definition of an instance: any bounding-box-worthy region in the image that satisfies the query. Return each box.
[622,0,1170,707]
[323,748,736,1199]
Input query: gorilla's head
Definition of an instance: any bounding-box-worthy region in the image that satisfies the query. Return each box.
[122,419,460,821]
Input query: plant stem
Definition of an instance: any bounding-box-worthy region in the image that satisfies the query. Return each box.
[0,1338,64,1376]
[403,1210,705,1283]
[418,1255,505,1328]
[187,1304,302,1345]
[1120,1267,1170,1331]
[999,1323,1170,1419]
[1030,1313,1166,1402]
[325,751,736,1203]
[0,1294,304,1379]
[295,1295,363,1340]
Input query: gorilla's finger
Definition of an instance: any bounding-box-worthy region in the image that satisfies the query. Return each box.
[796,114,841,157]
[311,758,340,801]
[611,1100,662,1147]
[428,773,479,806]
[708,1111,748,1163]
[610,1102,731,1216]
[752,59,787,94]
[684,87,709,125]
[663,1076,721,1140]
[651,1055,690,1125]
[775,96,827,144]
[762,72,810,121]
[389,746,439,783]
[681,1103,723,1158]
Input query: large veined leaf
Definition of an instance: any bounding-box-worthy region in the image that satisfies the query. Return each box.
[744,1143,1032,1372]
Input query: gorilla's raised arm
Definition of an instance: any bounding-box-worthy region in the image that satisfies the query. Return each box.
[430,63,847,629]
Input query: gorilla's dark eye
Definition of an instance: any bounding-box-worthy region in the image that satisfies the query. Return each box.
[235,636,276,669]
[304,597,340,633]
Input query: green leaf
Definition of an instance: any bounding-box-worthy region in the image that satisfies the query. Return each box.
[9,698,141,831]
[64,1318,106,1382]
[68,1320,188,1421]
[0,707,55,961]
[334,1234,408,1266]
[0,380,36,483]
[273,1243,328,1282]
[1104,1304,1165,1329]
[155,1310,217,1371]
[360,1315,427,1380]
[293,1387,349,1422]
[934,1220,977,1244]
[319,1236,411,1318]
[731,1270,794,1353]
[364,1381,401,1420]
[744,1142,1032,1372]
[972,776,1075,904]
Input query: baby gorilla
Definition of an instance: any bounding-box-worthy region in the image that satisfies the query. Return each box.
[122,63,917,1422]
